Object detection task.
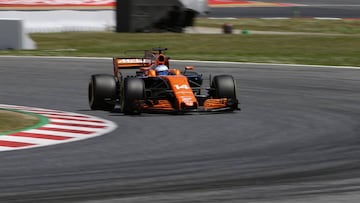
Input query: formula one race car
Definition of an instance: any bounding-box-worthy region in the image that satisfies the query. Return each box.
[88,48,239,114]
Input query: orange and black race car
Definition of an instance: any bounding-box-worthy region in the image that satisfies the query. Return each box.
[88,48,239,114]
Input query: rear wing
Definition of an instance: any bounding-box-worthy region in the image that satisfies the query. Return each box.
[113,57,152,76]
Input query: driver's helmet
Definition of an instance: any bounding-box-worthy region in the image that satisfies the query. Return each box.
[155,64,169,75]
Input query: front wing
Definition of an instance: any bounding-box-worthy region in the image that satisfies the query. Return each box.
[136,98,239,113]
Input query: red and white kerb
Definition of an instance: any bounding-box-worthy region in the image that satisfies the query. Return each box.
[0,104,117,152]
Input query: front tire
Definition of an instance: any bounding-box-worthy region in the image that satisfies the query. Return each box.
[121,78,145,115]
[88,74,116,110]
[211,75,237,99]
[211,75,239,110]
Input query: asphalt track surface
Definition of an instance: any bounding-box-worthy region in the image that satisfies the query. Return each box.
[208,0,360,18]
[0,57,359,202]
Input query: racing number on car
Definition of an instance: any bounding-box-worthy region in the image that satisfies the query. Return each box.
[174,84,190,90]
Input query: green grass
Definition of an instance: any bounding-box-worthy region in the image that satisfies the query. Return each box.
[0,111,39,134]
[0,18,359,67]
[195,18,360,34]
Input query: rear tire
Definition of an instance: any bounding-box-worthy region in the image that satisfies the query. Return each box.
[88,74,116,110]
[121,78,145,115]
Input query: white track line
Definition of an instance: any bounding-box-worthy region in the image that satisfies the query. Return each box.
[0,55,358,70]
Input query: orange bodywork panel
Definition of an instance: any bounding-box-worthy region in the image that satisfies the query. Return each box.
[142,100,174,111]
[203,98,229,110]
[162,75,199,110]
[148,69,157,77]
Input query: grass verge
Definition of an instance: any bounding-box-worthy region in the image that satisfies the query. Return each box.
[0,110,39,134]
[195,18,360,34]
[0,18,359,67]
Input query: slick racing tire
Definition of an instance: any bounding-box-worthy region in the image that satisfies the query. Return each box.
[211,75,239,110]
[89,74,116,110]
[212,75,237,99]
[121,77,145,115]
